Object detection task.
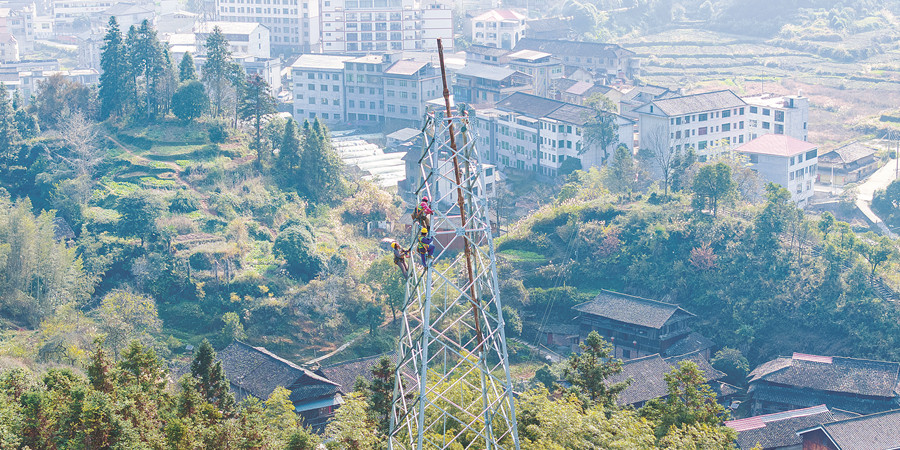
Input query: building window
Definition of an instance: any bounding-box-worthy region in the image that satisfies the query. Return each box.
[698,127,707,136]
[749,106,758,114]
[722,123,731,132]
[762,108,771,116]
[775,110,785,122]
[698,113,708,121]
[722,110,731,118]
[762,122,771,130]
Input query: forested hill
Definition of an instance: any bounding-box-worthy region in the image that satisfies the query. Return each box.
[495,168,900,366]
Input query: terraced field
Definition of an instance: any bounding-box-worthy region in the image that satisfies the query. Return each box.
[619,28,900,147]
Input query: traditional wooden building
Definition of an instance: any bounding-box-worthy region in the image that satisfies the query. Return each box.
[725,405,837,450]
[216,341,343,429]
[797,409,900,449]
[572,290,713,360]
[604,350,731,408]
[748,352,900,416]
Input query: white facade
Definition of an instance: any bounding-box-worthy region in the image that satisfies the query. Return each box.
[319,0,451,54]
[737,134,818,208]
[635,89,749,161]
[743,93,809,142]
[6,5,34,53]
[52,0,113,20]
[291,54,351,124]
[474,92,634,177]
[196,22,270,59]
[216,0,319,55]
[470,9,526,50]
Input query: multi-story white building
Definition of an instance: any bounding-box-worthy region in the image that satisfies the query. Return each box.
[635,89,749,161]
[196,22,270,59]
[5,5,34,53]
[736,134,818,208]
[743,93,809,142]
[319,0,451,54]
[383,58,440,130]
[215,0,319,55]
[474,92,634,177]
[470,9,526,50]
[291,54,351,124]
[506,49,561,98]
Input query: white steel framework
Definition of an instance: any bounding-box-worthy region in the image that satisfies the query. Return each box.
[388,107,519,450]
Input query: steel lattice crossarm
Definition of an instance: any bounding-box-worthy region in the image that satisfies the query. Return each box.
[388,100,520,450]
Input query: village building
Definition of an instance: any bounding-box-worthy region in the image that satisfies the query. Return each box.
[469,9,526,50]
[796,408,900,450]
[473,92,634,176]
[816,141,880,187]
[505,49,562,98]
[214,341,343,430]
[748,352,900,416]
[605,350,730,408]
[736,134,818,208]
[291,54,351,125]
[743,93,809,142]
[726,405,838,450]
[634,89,748,161]
[452,62,532,106]
[512,37,639,83]
[319,0,452,54]
[464,44,510,66]
[214,0,319,55]
[572,290,713,360]
[195,22,270,59]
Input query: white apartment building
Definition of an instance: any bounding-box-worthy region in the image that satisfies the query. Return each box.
[383,58,440,130]
[474,92,634,177]
[737,134,818,208]
[635,89,749,161]
[216,0,319,55]
[743,93,809,142]
[470,9,526,50]
[196,22,270,59]
[5,5,34,53]
[291,54,351,124]
[319,0,451,54]
[506,49,561,98]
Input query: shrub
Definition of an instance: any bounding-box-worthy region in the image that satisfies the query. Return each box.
[169,189,201,213]
[273,225,323,281]
[208,122,228,143]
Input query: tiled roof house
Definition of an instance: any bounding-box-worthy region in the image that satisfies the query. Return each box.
[748,352,900,416]
[726,404,836,450]
[216,341,343,429]
[797,409,900,450]
[572,290,713,360]
[605,350,728,407]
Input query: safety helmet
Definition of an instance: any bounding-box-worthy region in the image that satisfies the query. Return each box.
[391,242,399,249]
[420,227,428,235]
[422,196,429,202]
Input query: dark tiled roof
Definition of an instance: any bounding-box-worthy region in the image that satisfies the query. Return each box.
[645,89,746,116]
[606,350,724,406]
[749,353,900,398]
[820,142,877,164]
[715,381,742,398]
[726,405,835,450]
[496,92,565,117]
[798,409,900,450]
[320,353,398,395]
[466,44,511,58]
[546,103,594,126]
[514,38,635,59]
[749,382,897,416]
[572,290,694,329]
[217,341,339,402]
[663,331,715,357]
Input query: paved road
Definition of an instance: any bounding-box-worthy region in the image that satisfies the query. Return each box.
[855,158,898,238]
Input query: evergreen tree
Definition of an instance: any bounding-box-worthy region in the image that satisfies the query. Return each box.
[179,51,197,82]
[0,85,16,159]
[99,17,130,119]
[125,20,166,120]
[189,339,236,414]
[172,80,208,122]
[202,27,233,117]
[299,119,346,204]
[238,73,276,168]
[86,338,114,394]
[366,356,395,434]
[563,330,630,408]
[279,118,301,172]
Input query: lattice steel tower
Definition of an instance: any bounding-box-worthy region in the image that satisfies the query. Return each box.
[389,40,520,450]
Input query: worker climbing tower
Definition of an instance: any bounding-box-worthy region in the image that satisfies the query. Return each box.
[389,39,520,450]
[389,39,519,450]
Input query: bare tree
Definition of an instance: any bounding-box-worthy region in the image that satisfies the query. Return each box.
[59,109,100,178]
[641,124,679,199]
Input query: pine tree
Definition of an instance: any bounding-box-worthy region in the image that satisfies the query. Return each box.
[125,20,166,120]
[179,51,197,82]
[0,85,16,159]
[238,73,276,168]
[99,17,130,119]
[189,339,235,414]
[279,118,301,173]
[366,356,395,434]
[86,338,114,394]
[299,119,346,204]
[202,27,233,117]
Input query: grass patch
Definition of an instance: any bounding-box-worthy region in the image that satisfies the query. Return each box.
[499,249,549,263]
[140,177,178,189]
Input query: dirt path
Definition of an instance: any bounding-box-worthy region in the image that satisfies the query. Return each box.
[105,134,213,215]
